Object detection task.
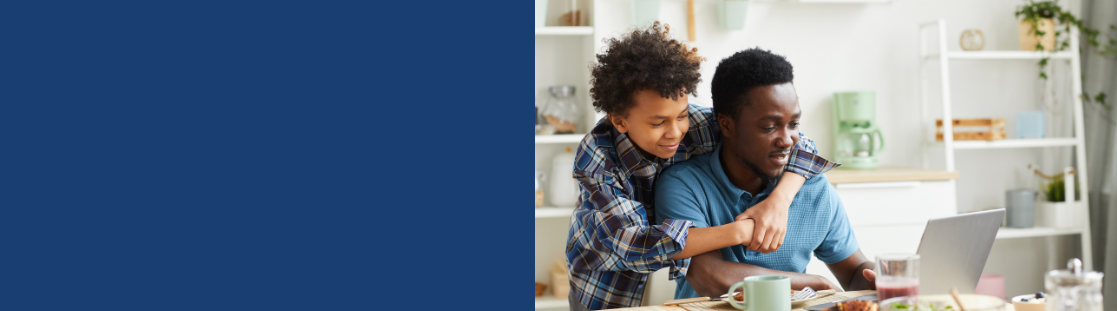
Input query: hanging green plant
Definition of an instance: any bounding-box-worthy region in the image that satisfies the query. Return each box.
[1014,0,1117,109]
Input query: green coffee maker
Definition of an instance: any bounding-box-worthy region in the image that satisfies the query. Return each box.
[832,91,884,170]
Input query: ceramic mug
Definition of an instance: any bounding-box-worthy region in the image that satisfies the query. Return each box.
[726,275,791,311]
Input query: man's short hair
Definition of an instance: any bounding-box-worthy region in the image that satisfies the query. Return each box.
[589,21,705,116]
[711,48,794,120]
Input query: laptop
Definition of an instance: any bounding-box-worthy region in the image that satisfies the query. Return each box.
[806,209,1004,310]
[916,208,1005,295]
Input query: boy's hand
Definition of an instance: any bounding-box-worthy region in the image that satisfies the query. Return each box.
[736,196,790,254]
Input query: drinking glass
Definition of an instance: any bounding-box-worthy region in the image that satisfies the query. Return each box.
[876,254,920,301]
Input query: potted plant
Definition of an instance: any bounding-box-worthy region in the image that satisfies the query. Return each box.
[1034,169,1083,228]
[1014,0,1116,108]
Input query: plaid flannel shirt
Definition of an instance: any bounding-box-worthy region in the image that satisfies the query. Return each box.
[565,104,839,310]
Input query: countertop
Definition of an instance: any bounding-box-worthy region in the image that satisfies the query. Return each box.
[824,166,958,184]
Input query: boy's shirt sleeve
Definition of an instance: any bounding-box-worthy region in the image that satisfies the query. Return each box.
[567,152,693,277]
[786,132,840,180]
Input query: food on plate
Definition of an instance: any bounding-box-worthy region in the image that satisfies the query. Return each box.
[886,302,956,311]
[824,300,878,311]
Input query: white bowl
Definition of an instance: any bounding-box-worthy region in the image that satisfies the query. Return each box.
[880,294,1006,311]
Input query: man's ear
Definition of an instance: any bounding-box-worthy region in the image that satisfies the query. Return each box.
[717,114,734,139]
[609,113,629,134]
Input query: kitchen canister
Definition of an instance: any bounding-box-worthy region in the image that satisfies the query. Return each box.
[1046,258,1103,311]
[1006,189,1037,228]
[549,147,578,206]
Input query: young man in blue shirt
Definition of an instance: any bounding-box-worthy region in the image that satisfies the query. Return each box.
[655,48,877,298]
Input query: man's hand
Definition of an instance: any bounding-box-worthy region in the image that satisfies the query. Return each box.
[736,196,790,254]
[849,269,877,291]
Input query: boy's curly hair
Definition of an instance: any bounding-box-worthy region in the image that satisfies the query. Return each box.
[590,22,705,116]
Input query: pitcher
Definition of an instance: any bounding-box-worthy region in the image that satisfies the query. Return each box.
[1046,258,1103,311]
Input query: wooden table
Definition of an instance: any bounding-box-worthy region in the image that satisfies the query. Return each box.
[608,291,875,311]
[606,290,1018,311]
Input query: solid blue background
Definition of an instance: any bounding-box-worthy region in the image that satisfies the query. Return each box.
[0,1,525,309]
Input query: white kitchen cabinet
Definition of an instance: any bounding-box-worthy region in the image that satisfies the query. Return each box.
[805,167,958,289]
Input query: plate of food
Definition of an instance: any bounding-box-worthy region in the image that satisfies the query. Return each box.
[879,294,1007,311]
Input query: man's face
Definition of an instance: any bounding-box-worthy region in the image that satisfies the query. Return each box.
[610,89,690,159]
[720,82,800,181]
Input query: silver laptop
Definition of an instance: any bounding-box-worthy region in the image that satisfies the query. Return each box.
[916,208,1005,295]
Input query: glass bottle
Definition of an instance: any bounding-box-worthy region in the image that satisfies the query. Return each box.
[539,86,581,135]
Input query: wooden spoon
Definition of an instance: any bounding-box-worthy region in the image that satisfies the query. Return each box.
[950,287,967,311]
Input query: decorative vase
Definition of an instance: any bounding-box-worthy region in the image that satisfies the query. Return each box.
[631,0,661,27]
[718,0,750,30]
[1018,18,1056,51]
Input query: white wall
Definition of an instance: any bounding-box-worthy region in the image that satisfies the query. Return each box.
[584,0,1083,301]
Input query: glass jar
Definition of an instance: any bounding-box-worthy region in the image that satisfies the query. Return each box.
[539,86,581,135]
[1046,258,1103,311]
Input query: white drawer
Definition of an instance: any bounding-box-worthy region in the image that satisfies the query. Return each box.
[833,180,956,227]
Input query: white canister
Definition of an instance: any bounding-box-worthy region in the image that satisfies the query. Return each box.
[549,147,579,206]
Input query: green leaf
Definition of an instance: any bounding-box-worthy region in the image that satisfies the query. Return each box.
[1039,58,1049,66]
[1098,93,1107,104]
[1040,72,1049,80]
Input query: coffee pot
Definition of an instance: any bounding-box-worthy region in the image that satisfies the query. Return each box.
[832,91,884,169]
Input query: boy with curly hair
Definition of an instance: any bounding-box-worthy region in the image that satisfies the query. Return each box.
[566,22,838,310]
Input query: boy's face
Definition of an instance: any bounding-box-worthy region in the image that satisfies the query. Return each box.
[720,83,801,180]
[610,89,690,159]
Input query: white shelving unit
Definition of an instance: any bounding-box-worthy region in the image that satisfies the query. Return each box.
[536,207,577,218]
[947,138,1078,150]
[535,135,585,144]
[997,227,1085,239]
[535,296,570,309]
[535,26,594,36]
[918,20,1093,268]
[922,51,1075,61]
[536,3,600,310]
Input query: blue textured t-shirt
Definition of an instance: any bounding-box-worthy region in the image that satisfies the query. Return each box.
[654,144,859,299]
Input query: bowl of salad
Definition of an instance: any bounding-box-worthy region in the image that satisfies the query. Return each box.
[880,294,1006,311]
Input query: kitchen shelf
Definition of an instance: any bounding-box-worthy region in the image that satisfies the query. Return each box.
[535,134,584,144]
[923,51,1075,61]
[944,138,1078,150]
[535,295,570,309]
[996,227,1084,239]
[535,26,594,36]
[536,207,576,218]
[920,20,1095,269]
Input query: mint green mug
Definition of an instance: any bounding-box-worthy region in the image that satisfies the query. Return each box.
[726,275,791,311]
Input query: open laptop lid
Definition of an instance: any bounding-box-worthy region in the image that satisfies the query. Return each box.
[916,208,1005,295]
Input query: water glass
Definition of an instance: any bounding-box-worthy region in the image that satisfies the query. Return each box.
[877,254,920,301]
